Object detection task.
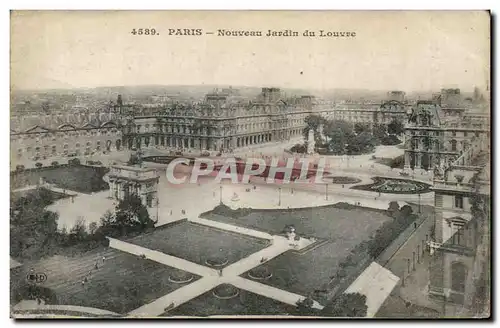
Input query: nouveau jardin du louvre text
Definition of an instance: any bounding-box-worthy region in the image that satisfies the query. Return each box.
[165,29,356,37]
[214,29,356,37]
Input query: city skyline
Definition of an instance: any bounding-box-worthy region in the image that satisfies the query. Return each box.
[11,11,490,92]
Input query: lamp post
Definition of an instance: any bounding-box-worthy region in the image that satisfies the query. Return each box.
[418,192,421,213]
[219,185,223,205]
[154,197,159,224]
[278,187,282,207]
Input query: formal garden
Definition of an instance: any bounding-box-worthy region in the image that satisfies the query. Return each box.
[123,220,269,268]
[202,202,418,306]
[351,177,432,194]
[164,287,293,317]
[11,248,199,314]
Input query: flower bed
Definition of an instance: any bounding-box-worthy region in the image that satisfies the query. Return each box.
[205,256,229,267]
[248,266,273,280]
[351,177,431,194]
[213,284,239,299]
[324,176,362,184]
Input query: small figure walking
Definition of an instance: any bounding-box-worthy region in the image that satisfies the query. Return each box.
[95,262,99,270]
[37,298,41,306]
[170,210,173,215]
[81,280,86,287]
[102,256,106,263]
[218,269,223,277]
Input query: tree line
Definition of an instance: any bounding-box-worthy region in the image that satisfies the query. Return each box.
[10,187,155,260]
[293,115,405,155]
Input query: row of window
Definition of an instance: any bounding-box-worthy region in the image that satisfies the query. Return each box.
[17,140,122,155]
[13,129,120,140]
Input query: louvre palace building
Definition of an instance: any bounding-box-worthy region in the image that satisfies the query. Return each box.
[10,86,489,167]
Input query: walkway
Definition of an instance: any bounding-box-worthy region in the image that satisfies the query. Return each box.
[107,238,216,277]
[223,237,293,277]
[229,276,324,310]
[127,276,219,317]
[190,217,274,240]
[105,219,324,317]
[13,300,120,316]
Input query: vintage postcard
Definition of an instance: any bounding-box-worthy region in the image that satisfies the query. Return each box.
[9,10,491,319]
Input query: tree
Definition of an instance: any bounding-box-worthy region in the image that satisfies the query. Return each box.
[304,115,326,131]
[354,123,371,135]
[15,165,25,172]
[51,161,59,167]
[35,162,43,168]
[387,201,400,218]
[387,118,405,135]
[88,222,98,235]
[372,124,388,142]
[68,158,81,166]
[326,128,347,155]
[68,218,88,244]
[10,189,59,259]
[323,292,368,317]
[98,194,155,236]
[348,132,376,154]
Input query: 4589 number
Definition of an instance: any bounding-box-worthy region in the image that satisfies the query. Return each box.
[131,28,158,36]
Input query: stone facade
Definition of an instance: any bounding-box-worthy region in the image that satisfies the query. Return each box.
[10,112,123,165]
[427,138,490,316]
[121,88,310,152]
[404,101,490,171]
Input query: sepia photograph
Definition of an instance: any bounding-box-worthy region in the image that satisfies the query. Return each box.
[8,10,491,319]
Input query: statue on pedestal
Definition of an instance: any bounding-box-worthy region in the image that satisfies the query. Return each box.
[307,129,315,155]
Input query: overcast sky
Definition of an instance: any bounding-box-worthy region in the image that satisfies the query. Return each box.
[10,11,490,92]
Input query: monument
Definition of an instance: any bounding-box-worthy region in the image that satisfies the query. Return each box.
[307,129,315,155]
[105,165,161,222]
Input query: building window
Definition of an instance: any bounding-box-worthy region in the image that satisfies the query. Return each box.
[451,140,457,152]
[452,224,466,246]
[454,195,464,209]
[451,262,467,294]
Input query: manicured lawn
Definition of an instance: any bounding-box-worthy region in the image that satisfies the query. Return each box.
[164,286,293,317]
[11,248,199,314]
[203,204,392,296]
[10,165,109,193]
[124,221,269,268]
